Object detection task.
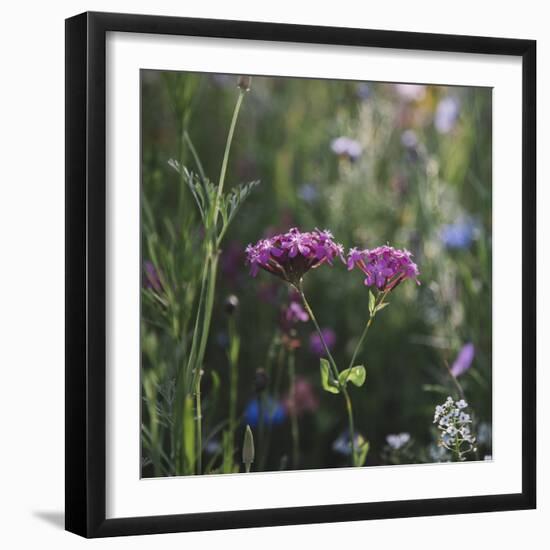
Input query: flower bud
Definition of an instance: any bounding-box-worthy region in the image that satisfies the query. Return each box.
[242,425,255,472]
[224,294,239,315]
[237,75,252,92]
[254,368,269,393]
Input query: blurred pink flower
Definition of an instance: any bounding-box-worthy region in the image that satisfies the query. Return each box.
[395,84,426,102]
[283,376,319,416]
[309,328,336,357]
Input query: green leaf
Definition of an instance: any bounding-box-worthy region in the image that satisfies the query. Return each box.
[217,180,260,245]
[375,302,390,314]
[320,358,340,394]
[339,365,366,387]
[368,290,376,316]
[168,161,207,224]
[242,425,255,472]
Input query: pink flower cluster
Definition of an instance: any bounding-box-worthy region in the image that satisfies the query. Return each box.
[245,228,344,284]
[245,228,420,293]
[347,245,420,291]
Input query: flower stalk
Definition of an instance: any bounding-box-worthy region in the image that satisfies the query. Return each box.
[226,301,241,471]
[298,283,361,466]
[245,230,420,469]
[169,80,254,475]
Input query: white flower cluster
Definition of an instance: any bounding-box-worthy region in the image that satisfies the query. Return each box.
[386,432,411,450]
[433,396,476,460]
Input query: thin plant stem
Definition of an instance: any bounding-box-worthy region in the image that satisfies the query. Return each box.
[344,289,389,382]
[213,90,245,225]
[191,88,245,393]
[454,438,461,461]
[227,316,239,465]
[263,332,279,385]
[342,388,357,466]
[195,369,204,475]
[259,343,285,470]
[297,282,358,467]
[445,360,466,401]
[297,284,339,381]
[183,130,206,182]
[347,318,373,372]
[192,253,219,390]
[288,349,300,469]
[183,256,209,390]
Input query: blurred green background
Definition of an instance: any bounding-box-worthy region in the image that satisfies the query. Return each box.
[141,71,492,476]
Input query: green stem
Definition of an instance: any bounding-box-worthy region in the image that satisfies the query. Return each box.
[347,318,373,373]
[454,436,461,462]
[344,289,389,382]
[182,88,245,475]
[343,388,357,466]
[191,253,219,391]
[213,90,245,226]
[183,130,206,182]
[195,370,203,475]
[298,283,358,467]
[446,361,466,401]
[297,284,340,381]
[227,316,239,466]
[184,256,210,390]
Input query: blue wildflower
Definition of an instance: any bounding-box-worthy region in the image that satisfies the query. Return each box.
[440,218,477,250]
[332,430,365,456]
[330,136,362,161]
[244,397,286,428]
[435,96,460,134]
[298,183,319,203]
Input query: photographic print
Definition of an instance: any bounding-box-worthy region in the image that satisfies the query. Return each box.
[140,71,492,478]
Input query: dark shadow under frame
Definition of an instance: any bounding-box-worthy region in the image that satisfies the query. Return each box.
[65,11,536,538]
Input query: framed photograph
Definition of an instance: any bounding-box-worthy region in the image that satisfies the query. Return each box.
[65,11,536,537]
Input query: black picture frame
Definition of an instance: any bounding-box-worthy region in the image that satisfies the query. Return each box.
[65,11,536,538]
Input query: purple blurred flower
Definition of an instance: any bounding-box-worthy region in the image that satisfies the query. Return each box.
[440,218,476,250]
[450,343,475,377]
[245,227,344,285]
[143,260,163,292]
[257,282,280,304]
[309,328,336,357]
[283,301,309,324]
[401,129,418,149]
[330,136,362,161]
[435,96,460,134]
[394,84,426,102]
[357,83,371,100]
[347,245,420,291]
[221,241,245,282]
